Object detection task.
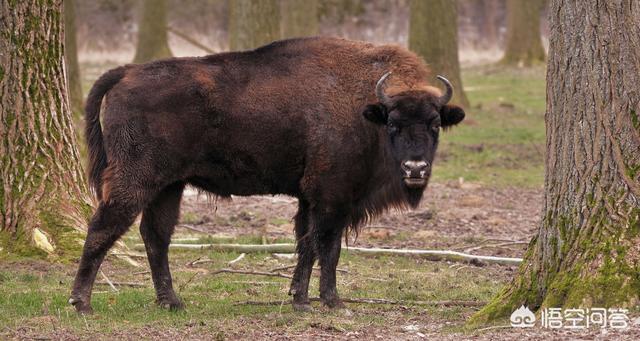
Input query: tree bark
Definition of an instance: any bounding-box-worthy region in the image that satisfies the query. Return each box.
[228,0,280,51]
[501,0,546,66]
[0,0,92,257]
[133,0,173,63]
[471,0,640,325]
[280,0,318,39]
[409,0,469,108]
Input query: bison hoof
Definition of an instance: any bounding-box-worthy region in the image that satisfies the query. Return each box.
[69,297,93,315]
[158,299,185,311]
[292,302,314,312]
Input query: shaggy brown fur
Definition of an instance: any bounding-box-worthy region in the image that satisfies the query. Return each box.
[70,37,465,314]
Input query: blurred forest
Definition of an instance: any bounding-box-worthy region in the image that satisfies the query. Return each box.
[73,0,548,65]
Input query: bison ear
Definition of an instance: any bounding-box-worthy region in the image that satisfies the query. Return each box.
[440,104,465,128]
[362,104,388,125]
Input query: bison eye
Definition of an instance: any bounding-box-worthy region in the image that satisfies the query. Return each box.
[431,124,440,133]
[387,122,399,134]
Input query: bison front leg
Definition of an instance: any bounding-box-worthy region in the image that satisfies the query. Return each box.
[315,215,346,309]
[289,200,316,312]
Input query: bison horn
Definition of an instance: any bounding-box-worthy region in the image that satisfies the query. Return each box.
[375,72,392,105]
[436,75,453,106]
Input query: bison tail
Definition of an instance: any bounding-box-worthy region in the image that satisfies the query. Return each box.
[84,66,126,201]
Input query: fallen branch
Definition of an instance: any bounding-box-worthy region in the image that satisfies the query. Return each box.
[144,243,523,266]
[137,243,294,253]
[211,268,292,279]
[228,253,246,265]
[464,241,528,253]
[235,297,486,308]
[176,224,209,234]
[269,264,349,273]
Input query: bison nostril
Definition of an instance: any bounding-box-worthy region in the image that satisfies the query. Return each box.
[402,160,430,176]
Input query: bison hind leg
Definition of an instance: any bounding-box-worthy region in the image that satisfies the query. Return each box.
[139,182,185,310]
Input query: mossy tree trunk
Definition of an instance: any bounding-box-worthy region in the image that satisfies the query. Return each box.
[280,0,318,39]
[409,0,469,108]
[133,0,172,63]
[229,0,280,51]
[501,0,545,66]
[470,0,640,325]
[0,0,93,258]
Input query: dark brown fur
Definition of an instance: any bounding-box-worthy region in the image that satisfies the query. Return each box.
[70,37,464,313]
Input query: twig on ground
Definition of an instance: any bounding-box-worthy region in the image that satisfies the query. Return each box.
[211,268,292,279]
[269,264,296,272]
[228,253,246,265]
[235,297,487,307]
[99,271,119,292]
[95,281,146,287]
[144,243,523,266]
[464,241,529,253]
[176,224,209,234]
[186,256,204,267]
[133,270,151,276]
[178,272,200,292]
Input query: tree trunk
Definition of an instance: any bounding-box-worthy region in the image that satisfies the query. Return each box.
[479,0,502,49]
[280,0,318,39]
[409,0,469,108]
[133,0,173,63]
[501,0,545,66]
[0,0,92,258]
[64,0,82,120]
[470,0,640,325]
[229,0,280,51]
[64,0,86,159]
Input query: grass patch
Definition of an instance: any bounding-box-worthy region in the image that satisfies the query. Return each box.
[0,237,506,337]
[433,65,546,188]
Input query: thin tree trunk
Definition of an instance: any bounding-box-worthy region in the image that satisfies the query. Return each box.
[471,0,640,325]
[64,0,85,159]
[229,0,280,51]
[501,0,545,66]
[64,0,82,120]
[409,0,469,108]
[133,0,173,63]
[0,0,92,257]
[280,0,318,39]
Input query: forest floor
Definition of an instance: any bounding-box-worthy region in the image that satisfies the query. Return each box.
[2,64,639,340]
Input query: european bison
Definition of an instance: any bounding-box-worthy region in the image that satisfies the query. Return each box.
[69,37,465,313]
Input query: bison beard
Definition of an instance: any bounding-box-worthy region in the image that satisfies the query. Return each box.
[69,37,465,314]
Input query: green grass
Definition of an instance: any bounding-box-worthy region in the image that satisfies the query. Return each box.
[433,65,546,187]
[0,245,505,337]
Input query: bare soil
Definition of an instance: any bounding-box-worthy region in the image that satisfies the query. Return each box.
[180,181,541,258]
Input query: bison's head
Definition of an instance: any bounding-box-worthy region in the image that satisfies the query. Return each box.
[362,72,465,193]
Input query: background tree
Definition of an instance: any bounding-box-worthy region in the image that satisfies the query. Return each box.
[64,0,83,120]
[409,0,469,108]
[228,0,280,50]
[280,0,318,39]
[471,0,640,324]
[501,0,545,66]
[0,0,92,257]
[133,0,173,63]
